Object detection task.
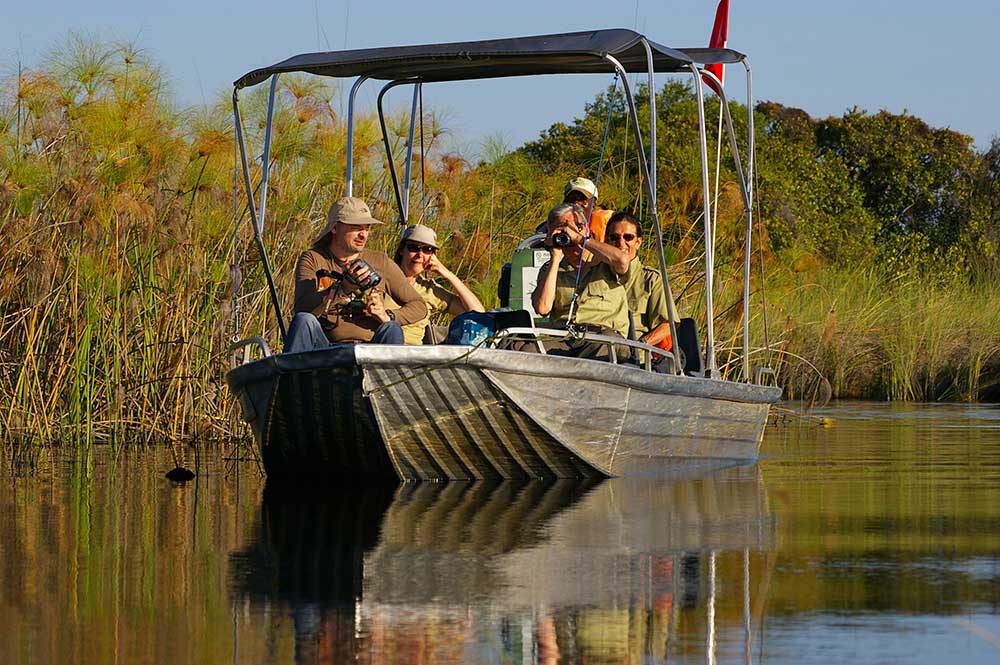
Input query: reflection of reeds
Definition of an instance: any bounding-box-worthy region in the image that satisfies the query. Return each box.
[2,39,997,447]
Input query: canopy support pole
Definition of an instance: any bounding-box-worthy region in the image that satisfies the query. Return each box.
[639,38,683,376]
[606,54,681,375]
[401,82,421,224]
[231,107,241,340]
[689,63,717,377]
[232,89,286,342]
[258,74,280,234]
[740,66,751,385]
[376,79,419,224]
[744,59,768,378]
[701,68,753,381]
[345,75,369,197]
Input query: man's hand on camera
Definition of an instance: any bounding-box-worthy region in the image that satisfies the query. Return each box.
[364,290,390,324]
[344,259,373,289]
[549,223,584,246]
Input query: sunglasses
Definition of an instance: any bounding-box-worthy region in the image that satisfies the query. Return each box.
[405,242,436,255]
[607,233,638,243]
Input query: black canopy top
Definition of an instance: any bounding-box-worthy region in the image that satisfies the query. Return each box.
[234,29,745,90]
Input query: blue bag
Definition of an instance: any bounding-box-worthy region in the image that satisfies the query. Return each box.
[446,312,496,346]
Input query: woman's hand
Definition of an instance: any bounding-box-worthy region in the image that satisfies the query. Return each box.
[426,253,486,316]
[424,253,451,278]
[365,290,391,324]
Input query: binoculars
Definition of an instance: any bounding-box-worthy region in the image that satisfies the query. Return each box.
[551,231,572,247]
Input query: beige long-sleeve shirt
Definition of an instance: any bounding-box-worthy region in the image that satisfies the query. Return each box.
[294,245,426,343]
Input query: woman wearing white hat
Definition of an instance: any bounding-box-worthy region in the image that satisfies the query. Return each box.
[390,224,485,344]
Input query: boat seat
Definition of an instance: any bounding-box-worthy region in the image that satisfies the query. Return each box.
[493,308,533,331]
[497,263,512,308]
[422,323,450,344]
[676,317,704,376]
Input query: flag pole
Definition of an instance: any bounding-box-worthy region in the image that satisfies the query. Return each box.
[703,0,730,376]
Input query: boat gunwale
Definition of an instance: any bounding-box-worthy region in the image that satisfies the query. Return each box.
[226,344,782,405]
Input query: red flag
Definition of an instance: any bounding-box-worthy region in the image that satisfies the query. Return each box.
[703,0,730,96]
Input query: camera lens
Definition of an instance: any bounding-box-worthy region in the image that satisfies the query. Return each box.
[552,231,571,247]
[345,258,382,291]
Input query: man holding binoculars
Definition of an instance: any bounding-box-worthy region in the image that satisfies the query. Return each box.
[287,197,427,352]
[531,202,632,357]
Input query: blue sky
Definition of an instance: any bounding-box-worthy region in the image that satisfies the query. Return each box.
[3,1,998,154]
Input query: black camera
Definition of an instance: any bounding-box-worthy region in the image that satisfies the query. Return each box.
[552,231,572,247]
[338,297,367,316]
[344,258,382,291]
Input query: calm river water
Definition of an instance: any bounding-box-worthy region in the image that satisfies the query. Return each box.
[2,402,999,664]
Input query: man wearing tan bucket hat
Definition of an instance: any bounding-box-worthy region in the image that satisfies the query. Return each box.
[286,196,426,351]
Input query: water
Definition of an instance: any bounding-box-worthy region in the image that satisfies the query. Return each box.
[2,402,999,664]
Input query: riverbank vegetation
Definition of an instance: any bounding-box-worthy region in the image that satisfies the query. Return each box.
[1,38,998,444]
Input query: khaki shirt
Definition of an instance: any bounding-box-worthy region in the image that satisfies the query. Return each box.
[293,246,426,343]
[386,276,459,345]
[542,257,632,336]
[625,258,678,337]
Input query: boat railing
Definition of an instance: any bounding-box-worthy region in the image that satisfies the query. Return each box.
[230,336,272,369]
[490,326,676,372]
[753,366,778,387]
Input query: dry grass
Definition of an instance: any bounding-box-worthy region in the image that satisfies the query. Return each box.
[748,265,1000,402]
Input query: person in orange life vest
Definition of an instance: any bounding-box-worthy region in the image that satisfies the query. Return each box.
[533,177,613,244]
[562,177,614,245]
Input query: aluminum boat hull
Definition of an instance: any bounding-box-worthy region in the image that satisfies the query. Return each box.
[226,344,782,480]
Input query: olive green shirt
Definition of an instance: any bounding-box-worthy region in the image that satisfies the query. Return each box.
[541,257,632,336]
[385,276,459,345]
[625,257,679,337]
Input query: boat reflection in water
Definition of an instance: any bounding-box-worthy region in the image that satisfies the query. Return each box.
[229,464,776,664]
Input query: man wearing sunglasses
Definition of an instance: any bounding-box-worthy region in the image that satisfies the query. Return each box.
[531,202,633,358]
[288,197,426,351]
[604,212,679,351]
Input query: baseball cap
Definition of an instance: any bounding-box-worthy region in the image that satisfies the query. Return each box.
[400,224,439,249]
[563,177,598,201]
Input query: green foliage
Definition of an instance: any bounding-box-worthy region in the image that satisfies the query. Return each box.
[815,109,985,278]
[755,102,878,263]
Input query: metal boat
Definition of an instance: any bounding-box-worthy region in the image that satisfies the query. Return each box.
[226,30,782,480]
